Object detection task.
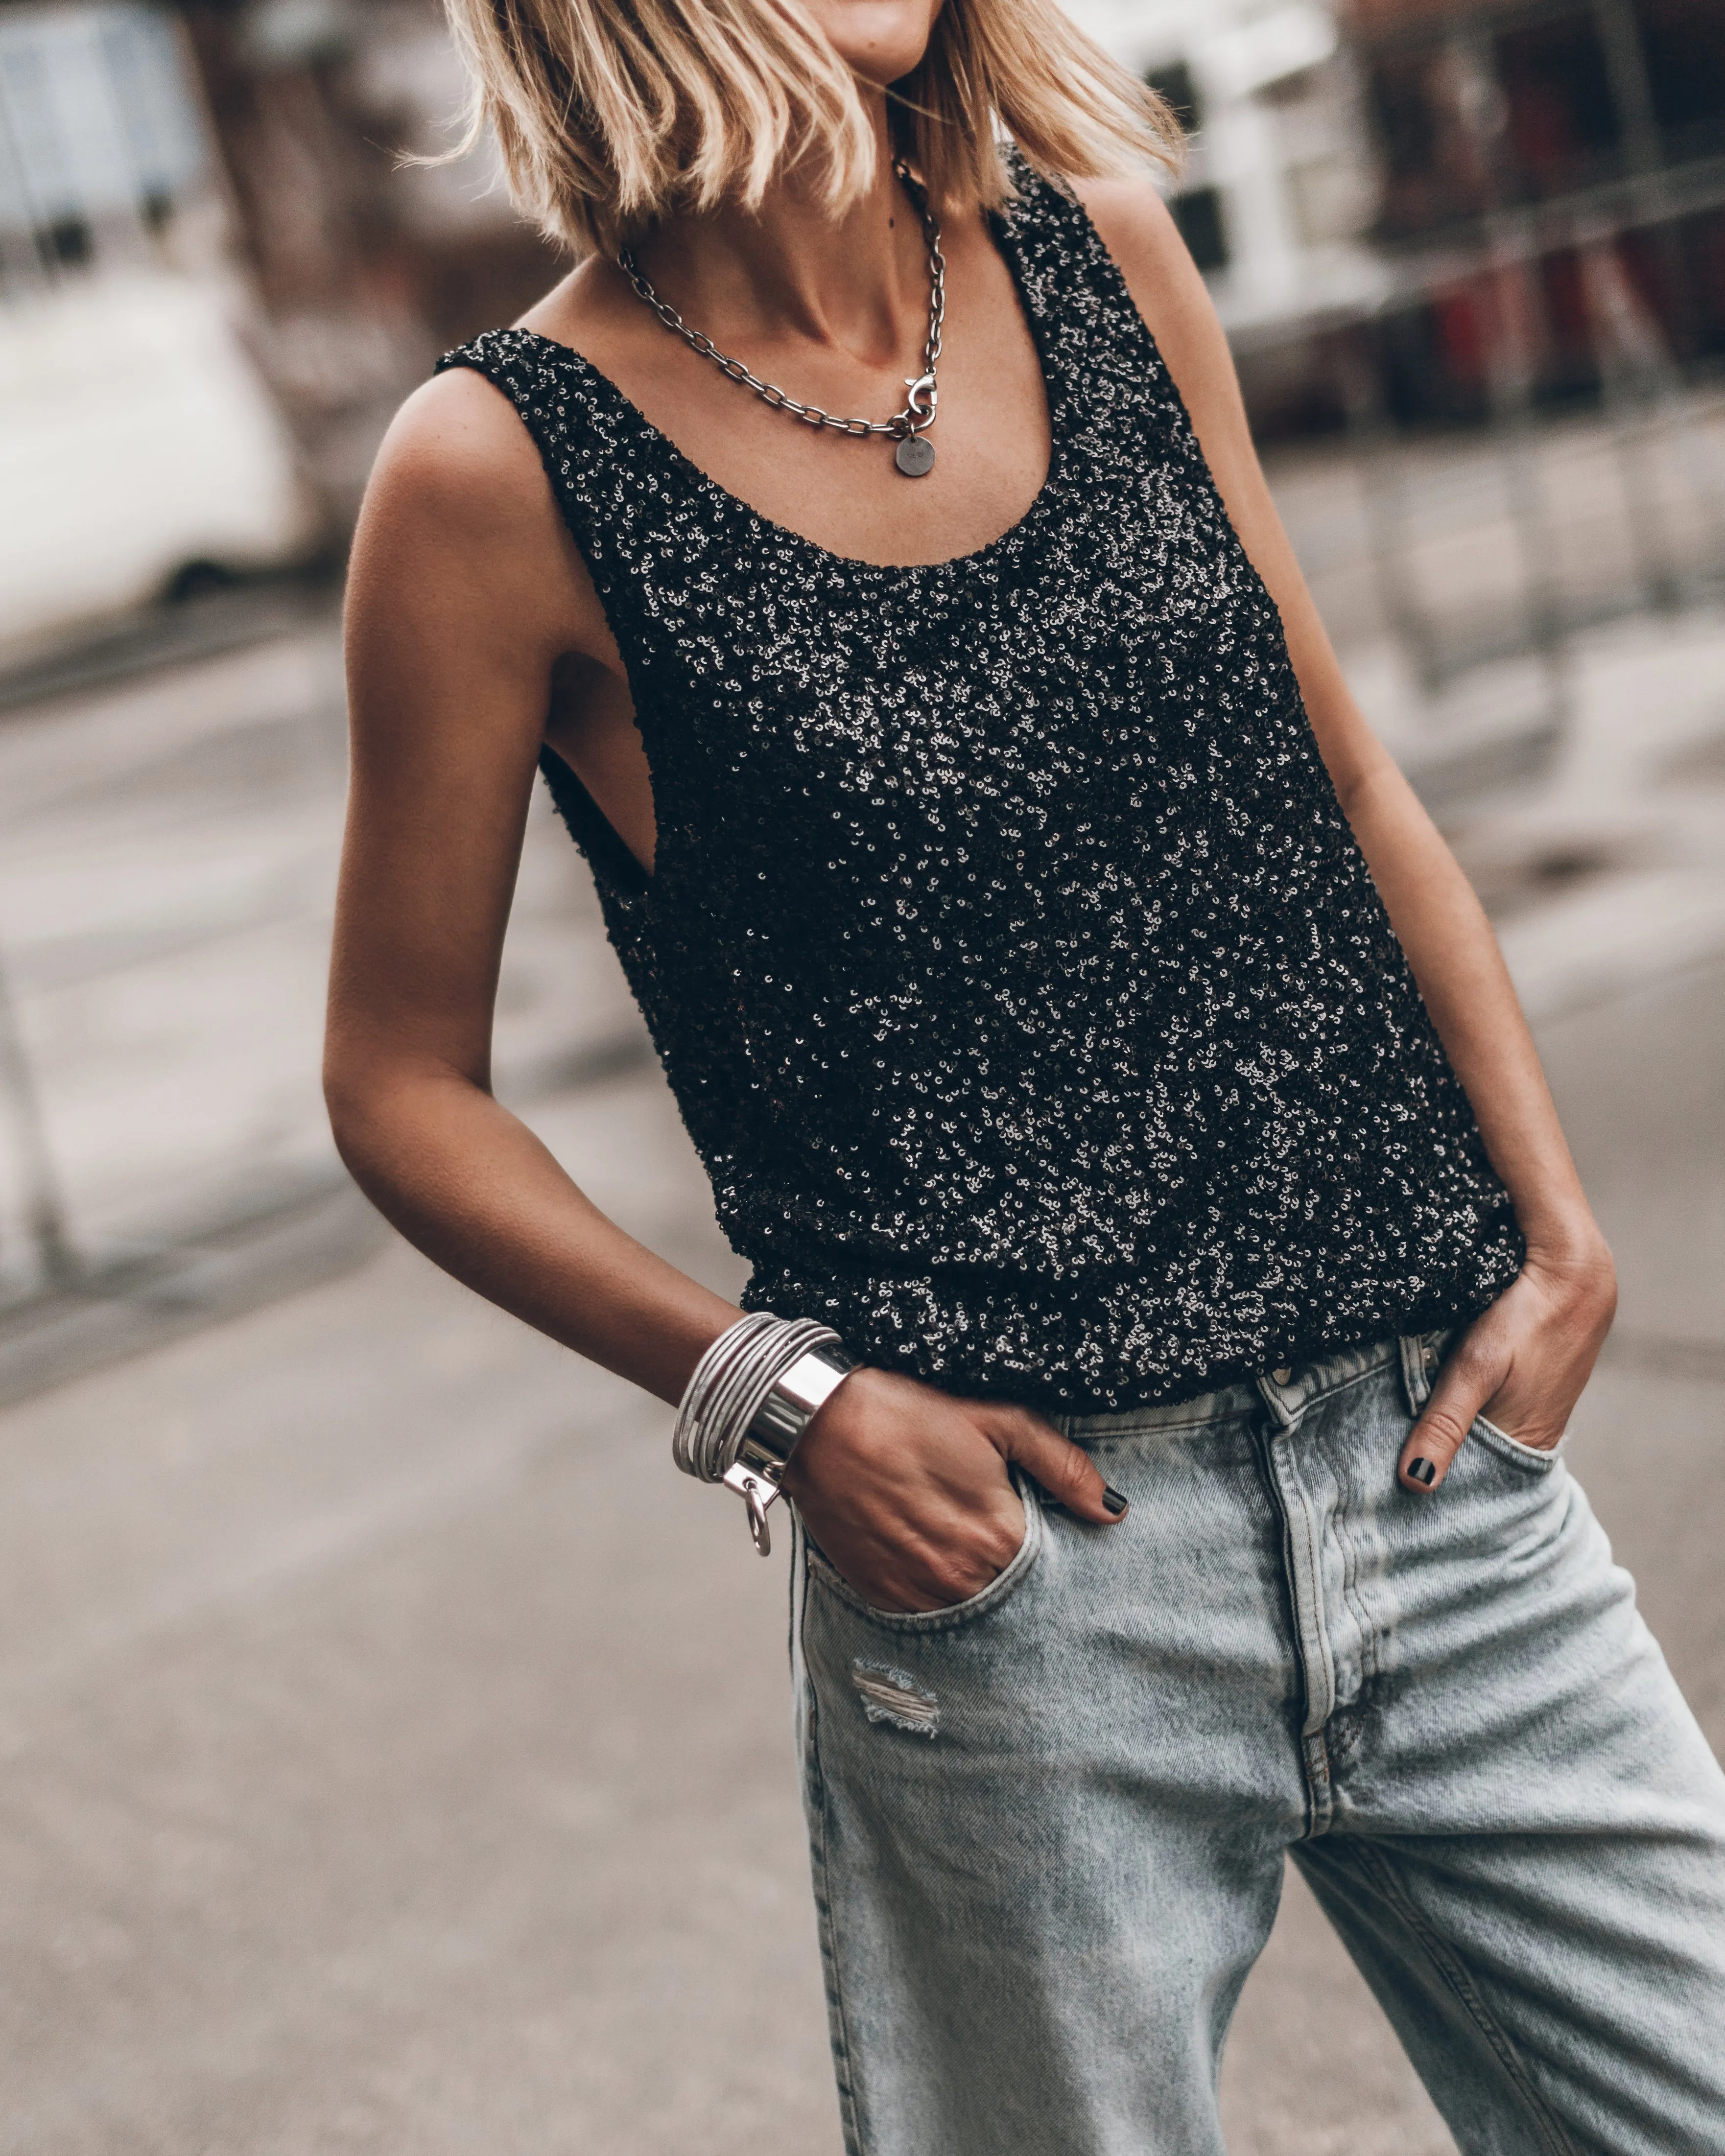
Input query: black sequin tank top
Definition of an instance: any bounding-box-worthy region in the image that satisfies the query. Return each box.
[437,167,1523,1414]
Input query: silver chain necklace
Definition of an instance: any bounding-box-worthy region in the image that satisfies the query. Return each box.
[617,162,946,479]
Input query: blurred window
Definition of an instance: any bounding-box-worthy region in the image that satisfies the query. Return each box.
[39,215,93,270]
[98,7,207,205]
[1493,12,1619,197]
[1145,58,1226,274]
[1367,48,1473,238]
[1173,186,1230,273]
[1147,60,1204,134]
[1637,0,1725,151]
[0,4,206,284]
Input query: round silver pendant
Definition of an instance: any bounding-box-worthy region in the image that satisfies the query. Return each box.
[895,435,936,478]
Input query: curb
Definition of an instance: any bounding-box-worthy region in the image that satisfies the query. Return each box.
[0,1176,385,1410]
[0,1025,655,1413]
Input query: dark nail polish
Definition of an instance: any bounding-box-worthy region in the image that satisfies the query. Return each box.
[1102,1485,1129,1516]
[1406,1456,1437,1487]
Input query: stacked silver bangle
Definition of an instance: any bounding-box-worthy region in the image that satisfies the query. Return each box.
[673,1312,857,1556]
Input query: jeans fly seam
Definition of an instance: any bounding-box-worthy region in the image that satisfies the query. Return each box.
[1317,1428,1366,1682]
[1347,1840,1583,2156]
[1283,1441,1338,1735]
[1253,1406,1337,1835]
[1325,1429,1383,1698]
[1302,1730,1335,1831]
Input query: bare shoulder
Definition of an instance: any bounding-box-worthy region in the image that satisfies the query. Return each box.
[1070,176,1222,357]
[1071,177,1188,278]
[362,367,557,562]
[351,364,607,665]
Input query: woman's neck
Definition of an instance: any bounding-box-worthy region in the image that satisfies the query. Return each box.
[632,103,932,368]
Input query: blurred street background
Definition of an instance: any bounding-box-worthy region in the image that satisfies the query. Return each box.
[0,0,1723,2149]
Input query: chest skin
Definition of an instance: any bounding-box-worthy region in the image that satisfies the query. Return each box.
[532,200,1054,878]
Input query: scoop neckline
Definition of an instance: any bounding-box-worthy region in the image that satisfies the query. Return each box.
[513,201,1066,579]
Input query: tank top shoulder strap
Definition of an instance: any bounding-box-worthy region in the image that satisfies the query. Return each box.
[431,327,664,629]
[430,329,666,900]
[433,155,1178,588]
[993,159,1201,476]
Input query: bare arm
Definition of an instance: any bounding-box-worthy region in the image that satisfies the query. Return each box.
[1082,180,1615,1485]
[328,368,738,1401]
[327,366,1119,1605]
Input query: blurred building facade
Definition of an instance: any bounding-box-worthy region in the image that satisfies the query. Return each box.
[1346,0,1725,425]
[1067,0,1390,361]
[175,0,559,520]
[0,2,314,652]
[1319,0,1725,721]
[0,0,560,658]
[1070,0,1725,439]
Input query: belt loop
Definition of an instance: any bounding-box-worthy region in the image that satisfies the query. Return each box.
[1399,1331,1446,1414]
[1256,1363,1301,1431]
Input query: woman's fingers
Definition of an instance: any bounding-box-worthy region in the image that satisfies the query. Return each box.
[991,1406,1128,1523]
[785,1374,1125,1613]
[1400,1253,1615,1495]
[1399,1319,1511,1493]
[786,1371,1036,1609]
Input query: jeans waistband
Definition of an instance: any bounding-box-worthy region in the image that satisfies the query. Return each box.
[1061,1332,1451,1442]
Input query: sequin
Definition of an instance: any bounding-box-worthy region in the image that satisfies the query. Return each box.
[434,164,1523,1415]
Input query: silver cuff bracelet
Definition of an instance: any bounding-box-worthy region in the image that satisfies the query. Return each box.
[721,1342,856,1555]
[672,1314,857,1557]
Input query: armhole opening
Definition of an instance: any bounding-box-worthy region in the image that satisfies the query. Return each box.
[428,348,658,903]
[538,744,654,897]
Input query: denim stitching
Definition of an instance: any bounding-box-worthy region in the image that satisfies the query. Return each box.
[1252,1406,1337,1836]
[1280,1436,1339,1741]
[808,1747,868,2155]
[1316,1414,1379,1702]
[1470,1414,1565,1475]
[1338,1373,1400,1692]
[1399,1333,1432,1416]
[1073,1405,1257,1449]
[1292,1354,1393,1417]
[1347,1840,1582,2156]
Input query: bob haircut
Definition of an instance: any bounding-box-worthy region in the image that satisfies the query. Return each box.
[441,0,1184,255]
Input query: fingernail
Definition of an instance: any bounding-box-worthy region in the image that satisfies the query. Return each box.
[1406,1457,1437,1487]
[1102,1485,1129,1516]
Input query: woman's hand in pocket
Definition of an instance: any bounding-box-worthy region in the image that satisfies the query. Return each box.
[1399,1237,1617,1493]
[781,1367,1127,1613]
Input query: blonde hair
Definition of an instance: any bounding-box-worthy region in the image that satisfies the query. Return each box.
[441,0,1184,255]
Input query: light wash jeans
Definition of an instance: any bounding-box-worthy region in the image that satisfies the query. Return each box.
[791,1334,1725,2156]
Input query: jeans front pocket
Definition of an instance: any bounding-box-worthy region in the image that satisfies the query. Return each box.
[1471,1410,1566,1474]
[804,1470,1045,1633]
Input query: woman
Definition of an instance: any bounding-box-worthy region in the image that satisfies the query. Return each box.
[325,0,1725,2145]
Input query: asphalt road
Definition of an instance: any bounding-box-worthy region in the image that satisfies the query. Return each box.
[0,947,1719,2156]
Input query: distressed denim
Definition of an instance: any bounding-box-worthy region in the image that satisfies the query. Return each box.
[791,1335,1725,2156]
